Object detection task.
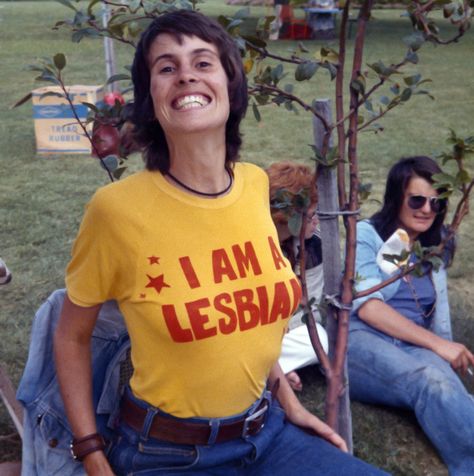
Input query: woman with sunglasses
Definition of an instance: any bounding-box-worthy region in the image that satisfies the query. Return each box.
[348,156,474,475]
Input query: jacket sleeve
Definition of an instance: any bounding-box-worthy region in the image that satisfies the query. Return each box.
[430,266,453,340]
[352,221,401,314]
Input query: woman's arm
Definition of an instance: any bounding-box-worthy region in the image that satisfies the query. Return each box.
[54,295,115,475]
[358,298,474,374]
[268,362,348,452]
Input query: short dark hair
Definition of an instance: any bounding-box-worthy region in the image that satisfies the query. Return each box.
[131,9,248,172]
[371,156,448,249]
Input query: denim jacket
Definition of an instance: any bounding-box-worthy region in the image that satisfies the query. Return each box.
[17,289,130,476]
[351,221,452,340]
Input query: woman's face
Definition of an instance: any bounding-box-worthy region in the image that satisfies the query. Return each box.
[147,33,230,139]
[398,176,438,241]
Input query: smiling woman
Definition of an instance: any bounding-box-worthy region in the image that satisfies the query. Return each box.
[348,156,474,475]
[51,9,388,476]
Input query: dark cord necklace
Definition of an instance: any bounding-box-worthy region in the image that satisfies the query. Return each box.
[166,168,233,197]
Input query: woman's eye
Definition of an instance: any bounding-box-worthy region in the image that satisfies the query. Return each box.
[197,61,211,69]
[159,65,174,74]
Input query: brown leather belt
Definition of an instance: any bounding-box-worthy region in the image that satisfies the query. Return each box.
[120,394,269,446]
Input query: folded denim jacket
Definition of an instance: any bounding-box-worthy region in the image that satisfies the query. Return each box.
[17,289,130,476]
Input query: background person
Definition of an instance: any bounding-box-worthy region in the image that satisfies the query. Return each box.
[348,156,474,475]
[267,161,328,391]
[54,10,387,476]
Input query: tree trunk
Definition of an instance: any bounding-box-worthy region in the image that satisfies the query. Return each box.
[312,99,353,452]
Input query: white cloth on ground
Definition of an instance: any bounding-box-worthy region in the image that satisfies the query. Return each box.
[279,323,328,374]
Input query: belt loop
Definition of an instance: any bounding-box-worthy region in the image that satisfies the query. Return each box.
[140,406,158,442]
[207,419,220,445]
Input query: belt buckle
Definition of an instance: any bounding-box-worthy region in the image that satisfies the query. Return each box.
[242,402,268,438]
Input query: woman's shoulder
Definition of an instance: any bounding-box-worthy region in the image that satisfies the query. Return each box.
[234,162,269,192]
[235,162,267,179]
[87,170,155,216]
[356,220,384,248]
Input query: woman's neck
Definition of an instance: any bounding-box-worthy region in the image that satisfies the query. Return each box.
[165,131,229,195]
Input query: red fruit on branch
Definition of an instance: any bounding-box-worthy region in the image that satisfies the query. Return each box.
[104,91,125,106]
[91,122,120,158]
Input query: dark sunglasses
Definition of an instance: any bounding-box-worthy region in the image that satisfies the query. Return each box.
[407,195,446,214]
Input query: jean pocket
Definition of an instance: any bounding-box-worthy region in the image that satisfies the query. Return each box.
[109,433,200,475]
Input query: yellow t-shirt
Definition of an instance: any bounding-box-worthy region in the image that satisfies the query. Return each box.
[66,163,301,418]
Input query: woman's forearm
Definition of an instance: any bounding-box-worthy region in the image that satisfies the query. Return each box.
[358,298,444,350]
[53,296,115,474]
[54,330,97,437]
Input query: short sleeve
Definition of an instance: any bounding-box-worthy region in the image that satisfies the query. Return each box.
[66,189,124,306]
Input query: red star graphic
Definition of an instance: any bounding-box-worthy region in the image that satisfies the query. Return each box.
[145,274,170,294]
[148,256,160,265]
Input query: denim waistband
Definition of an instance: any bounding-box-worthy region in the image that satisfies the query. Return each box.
[122,386,273,444]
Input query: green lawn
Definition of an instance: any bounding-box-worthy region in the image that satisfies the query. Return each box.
[0,1,473,473]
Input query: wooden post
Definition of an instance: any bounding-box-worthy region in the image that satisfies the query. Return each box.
[312,98,353,452]
[101,4,117,93]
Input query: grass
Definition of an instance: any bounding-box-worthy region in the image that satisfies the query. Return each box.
[0,1,473,472]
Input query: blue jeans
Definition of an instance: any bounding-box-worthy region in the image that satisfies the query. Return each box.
[348,329,474,476]
[107,388,388,475]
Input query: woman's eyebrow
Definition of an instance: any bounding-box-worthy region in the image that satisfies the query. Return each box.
[150,48,218,68]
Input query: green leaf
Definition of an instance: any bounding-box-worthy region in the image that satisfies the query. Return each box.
[400,88,412,102]
[414,90,435,100]
[271,64,284,84]
[288,213,302,237]
[252,103,261,122]
[128,0,142,13]
[82,101,99,113]
[432,172,456,186]
[39,91,65,100]
[35,72,60,85]
[242,35,267,48]
[350,78,365,95]
[87,0,102,16]
[295,62,318,82]
[234,7,250,19]
[284,83,294,94]
[53,53,66,71]
[9,92,33,109]
[106,73,131,85]
[456,169,471,184]
[403,32,425,52]
[113,166,127,180]
[403,74,421,86]
[405,50,419,64]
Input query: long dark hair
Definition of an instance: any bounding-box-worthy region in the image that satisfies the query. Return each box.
[131,10,248,173]
[371,156,448,249]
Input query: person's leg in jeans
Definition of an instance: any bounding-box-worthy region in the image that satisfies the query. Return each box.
[247,419,389,476]
[348,329,474,476]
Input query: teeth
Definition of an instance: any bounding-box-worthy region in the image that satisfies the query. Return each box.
[175,95,209,110]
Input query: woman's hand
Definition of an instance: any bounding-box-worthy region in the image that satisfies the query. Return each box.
[431,339,474,375]
[268,362,348,452]
[83,451,116,476]
[285,404,348,452]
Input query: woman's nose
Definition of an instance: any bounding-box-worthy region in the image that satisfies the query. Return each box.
[421,199,432,213]
[178,67,198,84]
